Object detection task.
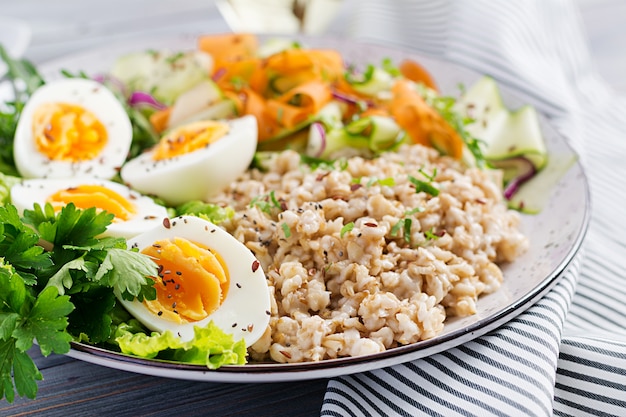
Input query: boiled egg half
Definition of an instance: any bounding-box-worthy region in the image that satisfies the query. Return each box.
[120,115,257,206]
[13,78,132,180]
[118,215,270,346]
[10,178,168,239]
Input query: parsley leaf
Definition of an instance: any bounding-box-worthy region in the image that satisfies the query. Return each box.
[12,286,75,355]
[0,339,42,403]
[0,205,52,282]
[408,175,440,196]
[0,260,73,402]
[95,248,157,302]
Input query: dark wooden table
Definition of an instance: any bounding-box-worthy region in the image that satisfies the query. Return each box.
[0,348,329,416]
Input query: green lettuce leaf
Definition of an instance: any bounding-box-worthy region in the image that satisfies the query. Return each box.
[115,321,247,369]
[175,200,234,224]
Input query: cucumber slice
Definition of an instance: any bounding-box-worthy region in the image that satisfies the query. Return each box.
[349,66,395,98]
[167,100,237,131]
[507,152,578,214]
[367,116,405,152]
[167,79,225,127]
[317,101,345,130]
[251,151,279,172]
[110,50,213,104]
[460,76,548,170]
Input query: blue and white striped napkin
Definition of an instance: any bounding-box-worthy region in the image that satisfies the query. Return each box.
[322,1,626,415]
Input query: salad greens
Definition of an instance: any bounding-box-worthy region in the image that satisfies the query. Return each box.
[0,197,247,402]
[0,50,247,403]
[115,321,247,368]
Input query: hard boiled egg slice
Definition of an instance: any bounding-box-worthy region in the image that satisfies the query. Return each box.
[120,115,257,206]
[10,178,168,239]
[118,215,270,346]
[13,78,132,180]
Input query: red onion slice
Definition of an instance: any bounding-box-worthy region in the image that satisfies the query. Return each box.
[306,122,327,157]
[92,73,128,96]
[331,89,374,108]
[498,156,538,200]
[127,91,167,110]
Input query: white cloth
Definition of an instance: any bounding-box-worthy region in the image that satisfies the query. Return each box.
[322,1,626,416]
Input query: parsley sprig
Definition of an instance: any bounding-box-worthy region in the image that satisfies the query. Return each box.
[0,203,158,403]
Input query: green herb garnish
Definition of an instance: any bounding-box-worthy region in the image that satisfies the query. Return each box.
[340,222,355,237]
[408,174,439,197]
[390,207,424,244]
[281,222,292,238]
[0,203,158,403]
[249,190,283,214]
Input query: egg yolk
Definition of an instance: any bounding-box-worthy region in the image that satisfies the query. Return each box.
[152,120,229,160]
[46,184,136,221]
[141,237,230,323]
[32,102,108,161]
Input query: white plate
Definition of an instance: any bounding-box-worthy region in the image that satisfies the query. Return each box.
[37,34,589,382]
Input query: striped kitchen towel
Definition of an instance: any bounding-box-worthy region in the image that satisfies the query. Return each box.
[322,0,626,416]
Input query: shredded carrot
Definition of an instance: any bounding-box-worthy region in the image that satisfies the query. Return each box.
[360,107,390,118]
[149,107,171,134]
[222,90,245,115]
[263,49,344,94]
[389,79,464,159]
[197,33,259,71]
[240,88,280,141]
[149,33,462,158]
[214,58,267,92]
[399,59,439,92]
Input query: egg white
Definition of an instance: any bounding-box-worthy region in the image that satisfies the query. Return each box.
[120,115,258,206]
[10,178,168,239]
[118,215,271,346]
[13,78,132,180]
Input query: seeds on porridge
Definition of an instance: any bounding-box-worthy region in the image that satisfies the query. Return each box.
[209,143,528,363]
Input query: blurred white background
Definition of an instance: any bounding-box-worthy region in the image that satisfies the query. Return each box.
[0,0,624,93]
